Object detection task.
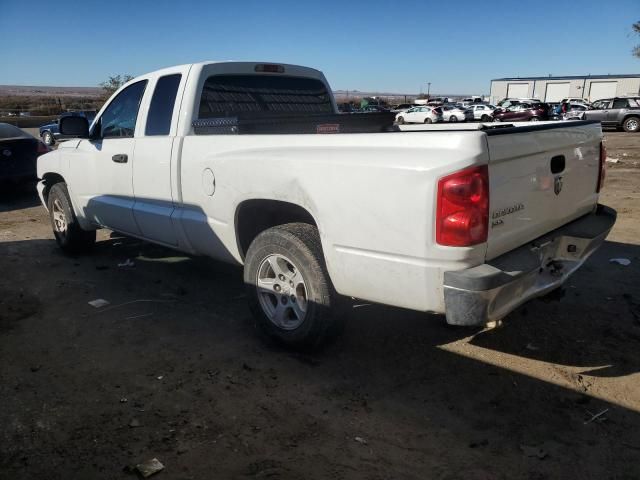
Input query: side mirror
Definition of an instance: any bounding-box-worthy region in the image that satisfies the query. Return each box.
[59,116,89,138]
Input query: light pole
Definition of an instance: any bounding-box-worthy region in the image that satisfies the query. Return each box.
[427,82,431,100]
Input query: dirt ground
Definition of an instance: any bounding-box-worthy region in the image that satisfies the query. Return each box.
[1,132,640,480]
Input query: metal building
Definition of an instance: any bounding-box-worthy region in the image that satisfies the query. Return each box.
[490,74,640,103]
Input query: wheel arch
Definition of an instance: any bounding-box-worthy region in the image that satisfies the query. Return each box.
[235,199,320,260]
[41,172,66,205]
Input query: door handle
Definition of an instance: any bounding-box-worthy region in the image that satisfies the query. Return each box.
[112,154,128,163]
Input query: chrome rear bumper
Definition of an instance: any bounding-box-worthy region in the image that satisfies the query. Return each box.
[443,205,616,326]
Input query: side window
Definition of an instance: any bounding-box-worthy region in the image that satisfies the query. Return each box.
[97,80,147,139]
[146,74,182,136]
[612,99,629,109]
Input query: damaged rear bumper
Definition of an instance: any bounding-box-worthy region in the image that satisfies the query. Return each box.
[443,205,616,326]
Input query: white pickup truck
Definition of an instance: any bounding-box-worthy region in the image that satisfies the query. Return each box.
[36,61,616,349]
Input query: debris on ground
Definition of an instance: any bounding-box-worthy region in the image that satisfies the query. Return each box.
[120,397,128,403]
[525,343,540,351]
[354,436,367,445]
[127,458,164,478]
[609,258,631,266]
[519,444,548,459]
[118,259,135,268]
[469,439,489,448]
[606,157,620,163]
[128,419,142,428]
[88,298,110,308]
[584,408,609,425]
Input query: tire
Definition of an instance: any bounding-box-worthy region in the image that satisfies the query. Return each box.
[42,131,55,146]
[397,116,405,125]
[623,116,640,133]
[449,116,458,123]
[47,182,96,253]
[493,117,501,122]
[424,117,432,124]
[530,117,540,122]
[244,223,344,350]
[481,115,490,122]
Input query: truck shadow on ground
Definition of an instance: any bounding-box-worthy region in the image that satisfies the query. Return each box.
[2,234,640,478]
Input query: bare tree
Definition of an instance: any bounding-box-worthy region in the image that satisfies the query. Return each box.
[100,74,134,98]
[633,21,640,58]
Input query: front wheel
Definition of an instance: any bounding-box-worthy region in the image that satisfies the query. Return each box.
[42,131,55,146]
[244,223,344,350]
[424,117,432,124]
[396,116,405,125]
[623,116,640,133]
[530,116,540,122]
[47,183,96,253]
[449,116,458,122]
[481,115,491,122]
[493,117,501,122]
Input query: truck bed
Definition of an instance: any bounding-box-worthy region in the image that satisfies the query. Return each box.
[192,112,398,135]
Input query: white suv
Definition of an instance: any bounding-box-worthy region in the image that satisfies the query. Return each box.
[466,104,496,121]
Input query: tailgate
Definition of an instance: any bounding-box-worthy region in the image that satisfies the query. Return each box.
[485,121,602,260]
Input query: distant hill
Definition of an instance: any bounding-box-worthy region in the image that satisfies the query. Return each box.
[0,85,103,98]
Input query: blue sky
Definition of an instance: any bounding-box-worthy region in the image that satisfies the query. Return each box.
[1,0,638,95]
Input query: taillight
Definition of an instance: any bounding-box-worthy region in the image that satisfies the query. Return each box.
[37,142,50,155]
[436,165,489,246]
[597,142,606,193]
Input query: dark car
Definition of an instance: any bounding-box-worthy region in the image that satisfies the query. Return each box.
[493,102,549,122]
[583,97,640,132]
[0,123,49,183]
[39,110,96,146]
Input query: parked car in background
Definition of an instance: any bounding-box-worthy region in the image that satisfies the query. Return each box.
[493,103,549,122]
[560,97,590,106]
[496,98,540,110]
[390,103,414,113]
[441,105,467,122]
[395,106,443,124]
[562,104,588,120]
[583,97,640,132]
[337,103,358,113]
[39,110,96,146]
[0,123,49,183]
[362,105,390,113]
[466,104,495,121]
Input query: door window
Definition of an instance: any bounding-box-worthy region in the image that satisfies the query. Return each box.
[146,74,182,136]
[612,99,629,109]
[95,80,147,139]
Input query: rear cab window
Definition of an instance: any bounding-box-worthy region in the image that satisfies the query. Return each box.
[198,75,333,119]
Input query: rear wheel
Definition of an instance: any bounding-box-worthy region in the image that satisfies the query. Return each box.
[449,116,458,122]
[244,223,344,350]
[47,183,96,253]
[481,114,490,122]
[424,117,432,124]
[623,116,640,133]
[493,117,501,122]
[530,116,540,122]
